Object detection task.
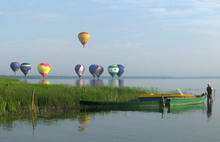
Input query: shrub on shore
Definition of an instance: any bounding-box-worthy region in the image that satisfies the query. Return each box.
[0,78,158,115]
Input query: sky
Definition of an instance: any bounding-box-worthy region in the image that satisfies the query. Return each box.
[1,0,220,77]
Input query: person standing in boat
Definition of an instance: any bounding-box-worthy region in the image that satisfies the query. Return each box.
[207,84,213,103]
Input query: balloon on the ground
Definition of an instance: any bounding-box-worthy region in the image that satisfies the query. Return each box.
[20,63,31,76]
[10,62,20,75]
[108,65,119,78]
[37,63,51,77]
[94,65,104,79]
[117,64,125,78]
[75,64,85,78]
[78,32,90,48]
[89,64,98,78]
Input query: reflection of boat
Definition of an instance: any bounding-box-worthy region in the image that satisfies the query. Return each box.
[168,103,206,114]
[80,103,206,116]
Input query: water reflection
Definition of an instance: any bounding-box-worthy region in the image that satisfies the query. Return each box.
[39,79,50,84]
[89,79,104,87]
[0,103,208,134]
[168,103,206,114]
[78,113,90,132]
[108,79,124,87]
[75,79,84,86]
[207,101,213,119]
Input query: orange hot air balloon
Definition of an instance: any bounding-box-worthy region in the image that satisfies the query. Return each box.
[78,32,90,48]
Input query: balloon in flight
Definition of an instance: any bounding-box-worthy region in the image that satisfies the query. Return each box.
[94,65,104,79]
[78,32,90,48]
[117,64,125,78]
[108,65,119,78]
[20,63,31,77]
[37,63,51,77]
[75,64,85,78]
[10,62,20,75]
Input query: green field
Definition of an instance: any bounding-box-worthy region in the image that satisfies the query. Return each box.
[0,78,164,115]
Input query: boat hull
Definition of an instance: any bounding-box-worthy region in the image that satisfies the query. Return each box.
[138,94,196,101]
[80,100,162,107]
[168,95,206,106]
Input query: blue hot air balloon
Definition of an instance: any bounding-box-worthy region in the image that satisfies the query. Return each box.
[94,65,104,79]
[75,64,85,78]
[117,64,125,78]
[10,62,20,75]
[89,64,98,78]
[20,63,31,77]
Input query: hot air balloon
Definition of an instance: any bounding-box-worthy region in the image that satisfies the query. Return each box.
[89,64,97,78]
[78,32,90,48]
[94,65,104,79]
[75,64,85,78]
[117,64,125,78]
[108,65,119,78]
[20,63,31,77]
[37,63,51,78]
[10,62,20,75]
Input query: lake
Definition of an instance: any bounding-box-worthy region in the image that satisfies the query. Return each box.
[0,76,220,142]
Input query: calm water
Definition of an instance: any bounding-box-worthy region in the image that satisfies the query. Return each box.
[0,76,220,142]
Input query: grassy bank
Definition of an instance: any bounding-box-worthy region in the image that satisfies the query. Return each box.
[0,78,162,115]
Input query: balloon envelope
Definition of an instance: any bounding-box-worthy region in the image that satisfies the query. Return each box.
[10,62,20,75]
[37,63,51,77]
[108,65,119,78]
[117,64,125,78]
[75,64,85,78]
[94,65,104,78]
[20,63,31,76]
[89,64,98,77]
[78,32,90,47]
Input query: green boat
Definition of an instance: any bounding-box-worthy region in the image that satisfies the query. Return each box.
[80,92,207,107]
[167,94,207,106]
[80,100,162,107]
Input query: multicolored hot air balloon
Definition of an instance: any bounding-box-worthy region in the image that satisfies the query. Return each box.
[10,62,20,75]
[94,65,104,79]
[75,64,85,78]
[108,65,119,78]
[37,63,51,77]
[78,32,90,48]
[20,63,31,77]
[117,64,125,78]
[89,64,97,78]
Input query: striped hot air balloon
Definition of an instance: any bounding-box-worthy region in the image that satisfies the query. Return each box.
[94,65,104,79]
[20,63,31,77]
[75,64,85,78]
[108,65,119,78]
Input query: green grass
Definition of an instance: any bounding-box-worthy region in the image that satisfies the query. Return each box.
[0,78,163,115]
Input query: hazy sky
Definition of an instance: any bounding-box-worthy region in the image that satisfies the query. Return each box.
[1,0,220,77]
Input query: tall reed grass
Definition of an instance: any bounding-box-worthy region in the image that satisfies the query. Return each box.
[0,78,160,115]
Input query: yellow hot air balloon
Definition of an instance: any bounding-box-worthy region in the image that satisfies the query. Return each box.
[37,63,51,78]
[78,32,90,48]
